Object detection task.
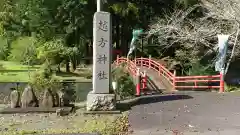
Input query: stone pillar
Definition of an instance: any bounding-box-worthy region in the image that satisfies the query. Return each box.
[86,11,116,111]
[97,0,102,12]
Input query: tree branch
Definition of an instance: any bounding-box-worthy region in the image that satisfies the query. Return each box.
[225,23,240,74]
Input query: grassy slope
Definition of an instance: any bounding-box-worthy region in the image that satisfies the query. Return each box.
[0,61,91,82]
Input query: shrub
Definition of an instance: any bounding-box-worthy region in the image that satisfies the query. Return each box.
[0,63,5,70]
[176,0,199,8]
[225,83,240,92]
[61,82,76,103]
[80,113,129,135]
[29,63,62,93]
[112,66,135,99]
[0,36,9,60]
[187,61,217,76]
[8,36,40,65]
[0,63,5,75]
[37,38,66,66]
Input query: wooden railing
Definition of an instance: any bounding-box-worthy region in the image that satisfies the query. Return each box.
[115,56,224,92]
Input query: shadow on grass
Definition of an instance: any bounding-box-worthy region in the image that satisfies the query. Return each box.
[117,94,193,111]
[76,68,91,72]
[56,72,81,77]
[56,70,92,79]
[0,73,18,76]
[0,70,36,72]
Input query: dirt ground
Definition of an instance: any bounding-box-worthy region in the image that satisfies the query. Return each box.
[0,104,121,135]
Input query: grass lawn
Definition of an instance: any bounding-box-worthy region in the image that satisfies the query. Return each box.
[0,72,32,82]
[0,60,40,71]
[0,61,91,82]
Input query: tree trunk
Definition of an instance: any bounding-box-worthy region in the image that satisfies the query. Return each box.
[71,60,77,71]
[65,60,70,72]
[120,22,130,56]
[112,14,120,60]
[89,40,93,64]
[116,16,120,58]
[57,64,61,72]
[85,41,90,64]
[120,23,127,56]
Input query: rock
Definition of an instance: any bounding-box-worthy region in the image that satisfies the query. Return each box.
[41,88,54,108]
[56,108,64,116]
[53,92,60,107]
[58,91,64,107]
[10,90,20,108]
[58,91,70,107]
[86,91,116,111]
[3,96,9,104]
[63,94,71,106]
[21,85,38,108]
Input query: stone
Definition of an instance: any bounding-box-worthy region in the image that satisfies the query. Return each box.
[86,91,116,111]
[10,90,20,108]
[63,93,70,106]
[3,96,9,104]
[21,85,38,108]
[55,108,69,116]
[53,92,60,107]
[56,108,64,116]
[57,91,64,107]
[58,90,70,107]
[41,88,54,108]
[92,11,112,94]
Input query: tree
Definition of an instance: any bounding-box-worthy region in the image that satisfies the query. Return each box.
[8,36,39,65]
[1,0,204,69]
[37,38,66,71]
[147,0,240,75]
[1,0,95,69]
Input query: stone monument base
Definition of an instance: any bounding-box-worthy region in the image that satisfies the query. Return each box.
[86,91,116,111]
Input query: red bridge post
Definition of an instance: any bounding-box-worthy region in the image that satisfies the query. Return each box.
[142,70,147,90]
[136,68,141,96]
[219,72,224,93]
[172,70,176,91]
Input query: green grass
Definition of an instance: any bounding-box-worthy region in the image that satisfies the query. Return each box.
[0,61,92,82]
[0,60,40,70]
[0,72,32,82]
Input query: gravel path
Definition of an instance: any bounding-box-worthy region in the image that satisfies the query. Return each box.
[0,105,119,134]
[129,91,240,135]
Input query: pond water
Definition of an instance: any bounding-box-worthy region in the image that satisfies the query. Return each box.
[0,82,92,104]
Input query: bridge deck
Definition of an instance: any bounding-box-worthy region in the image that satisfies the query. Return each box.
[138,66,172,93]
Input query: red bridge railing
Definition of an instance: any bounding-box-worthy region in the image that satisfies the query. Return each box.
[175,75,223,91]
[114,57,146,96]
[115,57,137,76]
[115,55,224,93]
[134,57,175,89]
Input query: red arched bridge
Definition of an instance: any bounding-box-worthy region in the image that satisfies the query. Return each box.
[114,56,224,96]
